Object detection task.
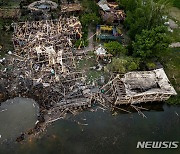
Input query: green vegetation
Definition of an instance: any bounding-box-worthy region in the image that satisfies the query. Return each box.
[0,19,14,52]
[118,0,170,40]
[146,62,156,70]
[106,57,140,73]
[104,41,127,56]
[74,39,88,48]
[132,26,170,59]
[76,53,104,83]
[162,48,180,104]
[0,0,20,8]
[80,13,100,27]
[79,0,100,15]
[173,0,180,8]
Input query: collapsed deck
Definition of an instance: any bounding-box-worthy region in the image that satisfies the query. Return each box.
[101,68,177,105]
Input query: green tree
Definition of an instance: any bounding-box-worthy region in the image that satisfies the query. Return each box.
[79,0,100,15]
[132,26,170,59]
[104,41,127,56]
[80,13,100,27]
[118,0,171,40]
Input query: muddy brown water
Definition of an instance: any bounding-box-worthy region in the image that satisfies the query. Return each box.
[0,98,180,154]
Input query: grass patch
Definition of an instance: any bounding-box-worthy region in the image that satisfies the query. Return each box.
[162,48,180,104]
[168,28,180,42]
[76,55,96,71]
[76,54,106,83]
[86,70,104,83]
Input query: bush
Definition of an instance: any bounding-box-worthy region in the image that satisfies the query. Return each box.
[74,39,88,48]
[146,62,156,70]
[80,13,100,27]
[132,26,170,60]
[104,41,127,56]
[107,56,140,73]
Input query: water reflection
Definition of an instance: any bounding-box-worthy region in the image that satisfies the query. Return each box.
[0,101,179,154]
[0,97,38,143]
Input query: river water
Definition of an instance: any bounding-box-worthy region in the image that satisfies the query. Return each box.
[0,97,39,143]
[0,98,179,154]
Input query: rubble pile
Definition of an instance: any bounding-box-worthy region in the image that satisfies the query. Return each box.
[0,16,95,138]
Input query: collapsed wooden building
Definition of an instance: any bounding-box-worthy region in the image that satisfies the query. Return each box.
[97,0,125,23]
[12,16,82,80]
[11,16,95,112]
[100,68,177,105]
[10,13,177,115]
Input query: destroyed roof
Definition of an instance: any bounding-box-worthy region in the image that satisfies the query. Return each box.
[95,45,107,55]
[121,68,177,96]
[97,0,126,22]
[28,0,58,11]
[13,16,82,52]
[98,0,111,11]
[61,3,82,12]
[0,8,20,18]
[12,16,83,84]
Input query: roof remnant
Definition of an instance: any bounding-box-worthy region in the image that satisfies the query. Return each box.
[97,0,126,23]
[95,45,107,55]
[28,0,58,11]
[98,0,111,11]
[96,25,122,41]
[61,3,82,13]
[101,68,177,105]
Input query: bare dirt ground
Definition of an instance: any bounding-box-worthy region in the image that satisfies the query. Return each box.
[169,7,180,22]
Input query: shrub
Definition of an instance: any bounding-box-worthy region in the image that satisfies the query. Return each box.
[104,41,127,56]
[107,56,140,73]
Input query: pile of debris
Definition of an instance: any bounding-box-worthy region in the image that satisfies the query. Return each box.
[61,3,82,13]
[0,16,97,133]
[0,8,20,19]
[12,16,82,84]
[97,0,126,23]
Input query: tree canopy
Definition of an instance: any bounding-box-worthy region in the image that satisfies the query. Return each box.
[117,0,171,40]
[132,26,170,59]
[104,41,127,56]
[80,13,100,27]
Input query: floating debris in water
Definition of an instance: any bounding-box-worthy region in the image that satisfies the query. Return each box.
[0,109,7,113]
[175,111,179,116]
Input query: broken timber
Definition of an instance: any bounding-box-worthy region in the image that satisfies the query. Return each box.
[100,68,177,105]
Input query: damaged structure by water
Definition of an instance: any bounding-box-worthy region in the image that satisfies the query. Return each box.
[11,16,95,123]
[0,6,177,140]
[100,68,177,105]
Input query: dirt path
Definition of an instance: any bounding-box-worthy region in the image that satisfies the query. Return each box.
[77,26,95,54]
[169,7,180,22]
